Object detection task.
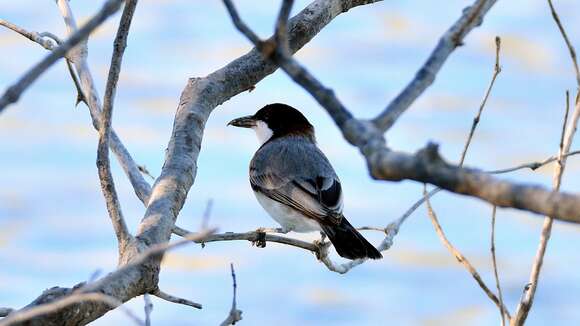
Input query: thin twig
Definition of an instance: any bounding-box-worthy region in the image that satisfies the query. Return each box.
[152,289,202,310]
[459,36,502,165]
[490,206,506,326]
[547,0,580,87]
[421,37,510,318]
[0,21,86,105]
[423,186,511,319]
[0,19,55,50]
[0,0,125,111]
[513,91,578,325]
[220,263,242,326]
[143,294,153,326]
[97,0,139,247]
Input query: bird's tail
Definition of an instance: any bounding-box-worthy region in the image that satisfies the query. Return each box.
[320,217,382,260]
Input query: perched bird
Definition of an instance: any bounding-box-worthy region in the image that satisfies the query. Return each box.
[228,103,382,260]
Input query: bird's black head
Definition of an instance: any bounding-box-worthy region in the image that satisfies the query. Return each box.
[228,103,315,144]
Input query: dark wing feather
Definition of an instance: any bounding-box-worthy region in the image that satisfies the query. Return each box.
[250,138,343,224]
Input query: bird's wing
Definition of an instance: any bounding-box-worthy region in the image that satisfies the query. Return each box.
[250,139,343,224]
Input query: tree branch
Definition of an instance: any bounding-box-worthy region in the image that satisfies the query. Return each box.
[490,206,506,326]
[97,0,139,248]
[513,91,579,325]
[55,0,152,206]
[220,263,242,326]
[152,289,202,310]
[0,0,125,111]
[0,19,56,50]
[373,0,498,131]
[424,186,511,319]
[546,0,580,87]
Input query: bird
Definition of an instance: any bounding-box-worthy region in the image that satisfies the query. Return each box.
[228,103,382,260]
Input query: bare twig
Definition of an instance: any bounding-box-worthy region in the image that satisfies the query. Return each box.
[220,264,242,326]
[0,0,125,111]
[419,36,510,318]
[423,186,511,319]
[373,0,498,131]
[490,206,506,326]
[0,21,86,105]
[143,294,153,326]
[513,91,578,325]
[152,289,202,310]
[487,149,580,174]
[460,36,502,165]
[547,0,580,87]
[0,293,144,326]
[97,0,139,247]
[0,19,55,50]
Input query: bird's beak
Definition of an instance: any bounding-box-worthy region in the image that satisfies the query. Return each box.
[227,115,257,128]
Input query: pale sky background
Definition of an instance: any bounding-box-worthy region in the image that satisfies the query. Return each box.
[2,0,580,325]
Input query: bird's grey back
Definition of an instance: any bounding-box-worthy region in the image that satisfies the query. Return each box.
[250,136,337,181]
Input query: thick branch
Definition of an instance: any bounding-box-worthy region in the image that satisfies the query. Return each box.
[373,0,498,131]
[366,144,580,224]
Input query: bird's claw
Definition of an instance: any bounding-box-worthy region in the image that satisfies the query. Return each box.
[253,228,267,248]
[313,238,330,261]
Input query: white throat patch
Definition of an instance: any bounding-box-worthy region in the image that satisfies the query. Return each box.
[252,120,273,145]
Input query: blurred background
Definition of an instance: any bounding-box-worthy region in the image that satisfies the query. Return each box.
[2,0,580,325]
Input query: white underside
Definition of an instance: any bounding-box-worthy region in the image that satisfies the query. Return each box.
[254,191,321,232]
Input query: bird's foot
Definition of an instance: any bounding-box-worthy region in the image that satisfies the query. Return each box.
[313,237,331,261]
[253,227,268,248]
[319,231,327,242]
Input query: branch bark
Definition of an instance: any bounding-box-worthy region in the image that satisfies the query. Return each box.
[97,0,139,249]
